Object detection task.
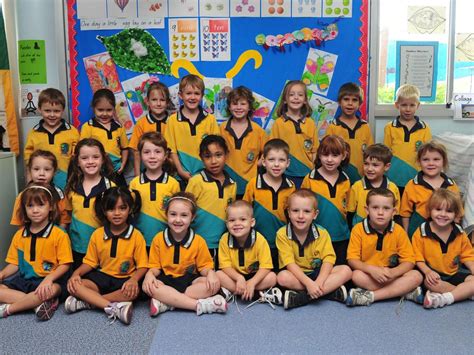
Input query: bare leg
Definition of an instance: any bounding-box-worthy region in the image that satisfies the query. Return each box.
[69,279,110,309]
[216,271,237,293]
[150,284,197,311]
[321,265,352,295]
[255,272,277,291]
[0,284,61,315]
[277,270,305,290]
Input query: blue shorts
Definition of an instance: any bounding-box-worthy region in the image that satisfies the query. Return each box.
[3,273,68,300]
[83,270,129,295]
[305,268,321,281]
[157,273,200,293]
[440,271,471,286]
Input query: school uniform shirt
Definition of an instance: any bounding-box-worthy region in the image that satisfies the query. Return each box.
[243,173,296,248]
[149,228,214,277]
[65,177,115,254]
[185,170,236,249]
[301,169,351,242]
[218,229,273,275]
[80,119,128,172]
[325,119,374,184]
[164,108,219,177]
[6,223,73,279]
[347,219,416,267]
[11,185,71,226]
[83,225,148,278]
[129,172,180,246]
[24,119,79,190]
[384,117,432,188]
[276,223,336,272]
[220,119,267,196]
[412,222,474,276]
[400,172,461,237]
[128,113,168,151]
[269,115,318,178]
[347,176,400,226]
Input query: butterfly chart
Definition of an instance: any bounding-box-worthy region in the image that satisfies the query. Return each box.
[200,18,231,62]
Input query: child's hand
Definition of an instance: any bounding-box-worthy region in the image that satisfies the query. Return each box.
[313,278,325,298]
[425,270,441,287]
[142,272,161,296]
[306,281,323,299]
[36,279,54,302]
[368,266,390,284]
[121,278,139,299]
[235,276,247,295]
[117,165,125,174]
[242,281,255,301]
[67,275,82,294]
[206,271,220,294]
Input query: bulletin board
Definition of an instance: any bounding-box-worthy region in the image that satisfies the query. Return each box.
[67,0,368,136]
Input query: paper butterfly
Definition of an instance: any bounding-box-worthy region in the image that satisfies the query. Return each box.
[302,55,335,92]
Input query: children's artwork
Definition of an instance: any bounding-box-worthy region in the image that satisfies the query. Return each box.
[97,29,171,74]
[202,78,233,123]
[408,6,446,35]
[20,85,47,118]
[168,83,181,109]
[169,19,199,61]
[301,48,337,96]
[137,0,168,18]
[77,0,107,19]
[108,0,137,18]
[83,52,122,94]
[251,92,275,132]
[230,0,260,17]
[292,0,322,17]
[323,0,352,18]
[308,92,337,137]
[200,18,231,61]
[114,92,135,135]
[121,74,150,120]
[455,33,474,62]
[168,0,198,17]
[200,0,230,17]
[261,0,291,17]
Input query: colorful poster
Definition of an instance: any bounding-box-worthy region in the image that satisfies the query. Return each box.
[107,0,137,18]
[200,0,230,17]
[308,93,338,137]
[230,0,260,17]
[18,40,47,84]
[301,48,337,96]
[292,0,322,17]
[200,18,231,61]
[168,0,198,17]
[169,18,199,61]
[202,78,233,123]
[121,74,150,120]
[261,0,291,17]
[252,92,275,132]
[168,83,181,110]
[114,92,135,135]
[323,0,352,18]
[83,52,122,93]
[138,0,168,18]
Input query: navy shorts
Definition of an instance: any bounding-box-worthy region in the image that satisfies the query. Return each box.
[157,273,200,293]
[305,268,321,281]
[3,273,68,300]
[440,271,471,286]
[83,270,129,294]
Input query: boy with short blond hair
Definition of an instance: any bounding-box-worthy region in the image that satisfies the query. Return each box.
[384,84,432,193]
[346,188,423,306]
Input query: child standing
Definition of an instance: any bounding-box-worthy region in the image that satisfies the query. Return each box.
[276,189,352,309]
[0,185,72,320]
[346,188,423,306]
[412,189,474,308]
[186,135,236,257]
[129,81,174,176]
[129,132,180,248]
[400,142,462,237]
[11,150,70,229]
[325,82,373,184]
[164,74,220,183]
[24,88,79,190]
[301,135,351,265]
[142,192,227,316]
[217,200,279,303]
[220,86,267,198]
[80,89,129,186]
[243,139,296,270]
[65,138,115,268]
[270,80,318,187]
[347,144,400,227]
[66,187,147,325]
[384,84,432,193]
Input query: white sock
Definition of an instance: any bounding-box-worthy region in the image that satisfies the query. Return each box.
[442,292,454,305]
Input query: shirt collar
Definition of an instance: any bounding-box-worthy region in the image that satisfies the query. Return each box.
[334,117,364,131]
[393,116,425,130]
[177,107,207,125]
[103,224,134,240]
[363,218,395,236]
[90,118,121,132]
[22,222,54,239]
[146,112,168,124]
[413,172,454,190]
[140,171,169,184]
[164,227,195,248]
[309,168,349,184]
[419,221,463,241]
[362,175,389,190]
[256,172,293,190]
[200,169,235,187]
[282,113,306,123]
[224,118,253,137]
[285,223,319,248]
[77,177,112,198]
[35,119,69,134]
[227,228,256,249]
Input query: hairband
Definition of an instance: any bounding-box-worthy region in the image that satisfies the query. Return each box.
[24,185,53,198]
[168,196,196,207]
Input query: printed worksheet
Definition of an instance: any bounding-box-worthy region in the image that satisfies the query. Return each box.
[200,18,231,61]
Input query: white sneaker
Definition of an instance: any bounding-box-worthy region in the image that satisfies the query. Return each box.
[196,295,227,316]
[104,302,133,324]
[346,288,375,307]
[220,287,234,302]
[64,296,92,314]
[423,291,448,309]
[404,286,424,304]
[0,304,10,318]
[149,298,174,317]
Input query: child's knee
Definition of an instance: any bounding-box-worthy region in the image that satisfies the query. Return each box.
[277,270,293,286]
[263,272,277,286]
[352,270,367,283]
[335,265,353,278]
[406,270,423,285]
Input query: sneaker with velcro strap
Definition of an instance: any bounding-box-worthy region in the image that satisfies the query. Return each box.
[196,295,227,315]
[64,296,92,314]
[404,286,424,304]
[35,298,59,321]
[149,298,174,317]
[104,301,133,325]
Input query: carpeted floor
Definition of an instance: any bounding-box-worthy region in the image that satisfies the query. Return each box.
[0,299,472,354]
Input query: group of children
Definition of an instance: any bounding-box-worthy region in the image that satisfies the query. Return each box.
[0,75,472,325]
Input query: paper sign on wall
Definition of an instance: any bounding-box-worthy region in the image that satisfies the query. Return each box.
[18,40,47,84]
[453,93,474,121]
[200,18,231,61]
[169,19,199,61]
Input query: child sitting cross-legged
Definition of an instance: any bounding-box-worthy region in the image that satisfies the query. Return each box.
[276,189,352,309]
